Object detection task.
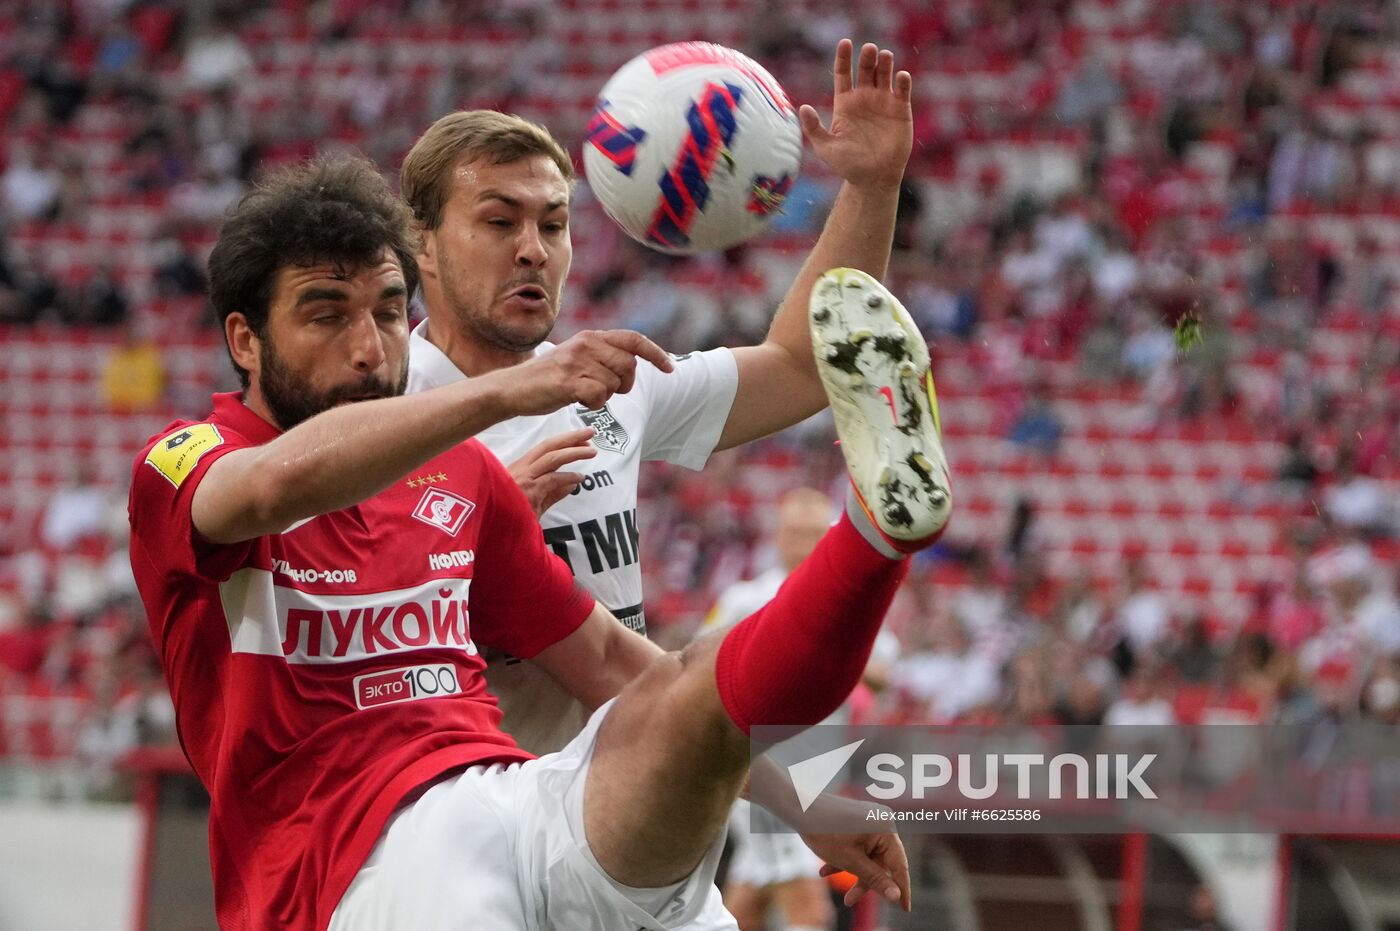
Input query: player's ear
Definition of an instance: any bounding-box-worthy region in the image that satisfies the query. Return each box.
[225,312,260,378]
[415,223,438,280]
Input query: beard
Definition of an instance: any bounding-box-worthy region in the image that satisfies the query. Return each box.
[257,340,407,431]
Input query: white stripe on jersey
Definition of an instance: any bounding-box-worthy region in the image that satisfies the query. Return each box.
[218,569,477,665]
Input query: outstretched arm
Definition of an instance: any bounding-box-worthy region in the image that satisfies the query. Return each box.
[717,39,913,450]
[192,330,672,544]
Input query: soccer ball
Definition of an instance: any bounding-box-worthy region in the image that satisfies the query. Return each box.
[584,42,804,255]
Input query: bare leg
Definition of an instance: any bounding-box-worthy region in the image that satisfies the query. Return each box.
[583,513,907,888]
[583,633,748,888]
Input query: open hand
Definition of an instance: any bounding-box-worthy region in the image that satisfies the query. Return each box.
[799,40,913,189]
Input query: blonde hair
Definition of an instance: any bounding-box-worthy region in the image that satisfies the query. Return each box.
[400,111,573,229]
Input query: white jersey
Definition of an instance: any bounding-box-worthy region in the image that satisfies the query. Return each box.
[407,321,739,752]
[700,567,787,634]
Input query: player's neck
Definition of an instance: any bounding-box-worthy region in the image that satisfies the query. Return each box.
[240,384,284,431]
[425,316,532,377]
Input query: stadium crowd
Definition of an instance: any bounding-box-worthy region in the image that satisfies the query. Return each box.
[1,0,1398,799]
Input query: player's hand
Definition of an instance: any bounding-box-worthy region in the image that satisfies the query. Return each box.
[799,39,913,189]
[805,829,911,911]
[796,793,912,912]
[504,329,673,415]
[508,428,598,517]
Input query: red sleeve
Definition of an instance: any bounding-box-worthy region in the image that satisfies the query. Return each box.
[465,445,595,658]
[127,421,257,584]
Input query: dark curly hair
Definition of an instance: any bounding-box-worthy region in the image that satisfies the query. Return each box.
[208,152,420,387]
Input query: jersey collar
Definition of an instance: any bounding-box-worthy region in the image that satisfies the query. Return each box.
[408,320,467,391]
[210,391,281,443]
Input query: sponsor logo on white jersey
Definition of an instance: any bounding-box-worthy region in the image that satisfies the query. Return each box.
[218,571,477,665]
[412,488,475,537]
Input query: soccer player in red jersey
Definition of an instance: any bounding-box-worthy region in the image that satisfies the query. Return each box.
[128,153,950,930]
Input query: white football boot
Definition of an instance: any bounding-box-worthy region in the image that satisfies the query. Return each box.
[810,268,952,551]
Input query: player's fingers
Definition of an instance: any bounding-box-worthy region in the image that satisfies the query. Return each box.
[537,473,585,513]
[600,329,673,373]
[842,853,901,909]
[832,38,853,94]
[895,69,913,103]
[856,42,879,88]
[799,104,831,145]
[882,835,914,911]
[515,428,597,471]
[875,48,895,91]
[575,371,621,410]
[533,442,598,476]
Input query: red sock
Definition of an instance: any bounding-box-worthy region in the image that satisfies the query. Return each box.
[714,514,908,735]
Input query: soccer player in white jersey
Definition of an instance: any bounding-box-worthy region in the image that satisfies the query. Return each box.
[401,39,916,754]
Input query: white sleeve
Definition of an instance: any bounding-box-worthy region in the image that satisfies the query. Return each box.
[637,347,739,469]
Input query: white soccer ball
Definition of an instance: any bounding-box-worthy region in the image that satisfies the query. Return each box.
[583,42,804,255]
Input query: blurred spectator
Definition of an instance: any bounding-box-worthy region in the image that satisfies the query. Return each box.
[192,85,254,180]
[182,12,253,92]
[1169,614,1222,684]
[1324,448,1392,536]
[62,265,130,327]
[1112,556,1171,666]
[1276,432,1321,487]
[1054,658,1115,726]
[39,463,110,552]
[152,230,207,298]
[53,152,91,224]
[2,140,61,220]
[1347,233,1393,318]
[1054,569,1104,645]
[890,610,1000,722]
[1121,307,1175,382]
[1268,113,1352,211]
[1103,664,1176,725]
[1247,226,1341,322]
[169,159,244,224]
[1007,381,1064,456]
[952,548,1007,637]
[1355,567,1400,657]
[102,322,165,413]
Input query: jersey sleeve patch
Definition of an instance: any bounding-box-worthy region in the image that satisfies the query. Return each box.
[145,423,224,488]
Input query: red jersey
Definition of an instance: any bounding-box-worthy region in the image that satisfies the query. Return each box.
[127,393,594,930]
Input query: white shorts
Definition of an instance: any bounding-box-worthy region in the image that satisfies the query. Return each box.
[725,799,823,889]
[330,700,736,931]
